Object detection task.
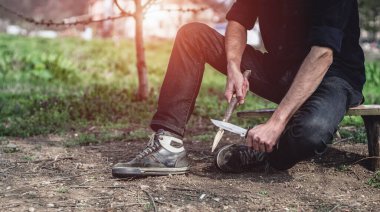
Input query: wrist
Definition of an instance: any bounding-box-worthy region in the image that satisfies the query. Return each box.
[227,60,241,74]
[267,113,287,130]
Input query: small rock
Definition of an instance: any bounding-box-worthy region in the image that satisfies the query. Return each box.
[213,197,220,202]
[199,193,206,200]
[47,203,55,208]
[350,202,361,207]
[140,185,149,190]
[3,143,19,153]
[6,186,11,190]
[28,207,35,212]
[158,185,167,191]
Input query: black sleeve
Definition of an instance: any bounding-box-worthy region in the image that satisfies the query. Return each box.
[308,0,354,53]
[226,0,258,30]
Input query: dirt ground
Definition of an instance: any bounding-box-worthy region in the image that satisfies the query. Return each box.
[1,128,379,212]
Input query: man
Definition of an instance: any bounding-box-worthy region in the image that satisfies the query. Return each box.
[112,0,365,177]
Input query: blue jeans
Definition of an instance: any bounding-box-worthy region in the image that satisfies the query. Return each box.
[150,23,364,170]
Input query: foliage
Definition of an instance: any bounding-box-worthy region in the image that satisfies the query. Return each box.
[0,34,379,141]
[367,171,380,189]
[338,127,367,143]
[358,0,380,41]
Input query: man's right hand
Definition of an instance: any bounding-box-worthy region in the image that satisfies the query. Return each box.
[225,21,249,105]
[225,62,249,105]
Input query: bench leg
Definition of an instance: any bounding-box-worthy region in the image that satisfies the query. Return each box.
[362,116,380,171]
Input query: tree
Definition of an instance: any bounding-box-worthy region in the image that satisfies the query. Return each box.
[0,0,90,24]
[359,0,380,41]
[115,0,155,101]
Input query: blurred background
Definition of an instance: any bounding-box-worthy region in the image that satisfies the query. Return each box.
[0,0,379,144]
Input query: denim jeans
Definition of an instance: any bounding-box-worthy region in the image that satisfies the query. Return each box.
[150,23,363,170]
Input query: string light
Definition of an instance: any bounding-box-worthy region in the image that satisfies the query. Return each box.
[0,2,209,28]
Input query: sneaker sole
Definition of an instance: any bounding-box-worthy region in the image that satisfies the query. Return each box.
[215,144,235,172]
[112,167,190,178]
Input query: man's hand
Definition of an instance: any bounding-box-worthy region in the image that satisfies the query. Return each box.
[246,121,285,153]
[225,62,249,104]
[246,46,333,153]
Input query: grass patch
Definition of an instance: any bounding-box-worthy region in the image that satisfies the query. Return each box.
[335,164,351,172]
[191,134,215,142]
[367,171,380,189]
[56,187,69,193]
[338,127,367,143]
[0,34,379,138]
[64,131,126,147]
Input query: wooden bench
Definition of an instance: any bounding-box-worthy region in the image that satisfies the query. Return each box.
[237,105,380,171]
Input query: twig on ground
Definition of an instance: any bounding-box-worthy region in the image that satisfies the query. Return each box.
[350,169,361,180]
[166,186,198,192]
[15,157,75,164]
[1,203,20,209]
[349,156,380,166]
[124,202,149,207]
[328,204,340,212]
[142,189,157,212]
[70,185,129,189]
[155,199,175,207]
[332,137,353,145]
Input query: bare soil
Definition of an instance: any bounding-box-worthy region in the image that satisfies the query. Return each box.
[1,129,379,211]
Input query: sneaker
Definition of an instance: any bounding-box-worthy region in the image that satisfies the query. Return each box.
[112,129,189,178]
[215,144,267,173]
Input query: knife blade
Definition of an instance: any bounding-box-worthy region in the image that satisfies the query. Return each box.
[210,119,247,137]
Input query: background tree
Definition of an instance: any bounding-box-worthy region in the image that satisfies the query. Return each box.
[0,0,90,27]
[114,0,156,100]
[359,0,380,41]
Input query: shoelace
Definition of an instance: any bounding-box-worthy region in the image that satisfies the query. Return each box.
[238,149,265,165]
[135,133,161,159]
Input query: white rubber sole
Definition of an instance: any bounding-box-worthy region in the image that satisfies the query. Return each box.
[112,166,190,177]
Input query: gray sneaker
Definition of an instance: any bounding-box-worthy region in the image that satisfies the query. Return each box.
[112,129,190,178]
[215,144,267,173]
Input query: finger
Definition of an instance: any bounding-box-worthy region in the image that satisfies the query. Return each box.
[259,142,266,152]
[246,135,253,148]
[235,84,244,104]
[266,144,273,153]
[252,136,259,151]
[224,84,234,103]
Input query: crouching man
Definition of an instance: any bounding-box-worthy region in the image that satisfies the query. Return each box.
[112,0,365,177]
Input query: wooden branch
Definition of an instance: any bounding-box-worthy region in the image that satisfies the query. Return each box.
[142,0,157,11]
[114,0,135,17]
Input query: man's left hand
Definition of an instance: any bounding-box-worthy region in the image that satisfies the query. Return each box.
[246,122,285,153]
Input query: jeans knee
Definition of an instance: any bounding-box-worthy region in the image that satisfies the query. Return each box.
[289,117,333,154]
[177,22,209,42]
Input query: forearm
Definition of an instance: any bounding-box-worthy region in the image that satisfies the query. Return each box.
[225,21,247,72]
[269,46,333,127]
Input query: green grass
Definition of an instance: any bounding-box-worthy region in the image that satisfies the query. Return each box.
[0,34,379,141]
[367,171,380,189]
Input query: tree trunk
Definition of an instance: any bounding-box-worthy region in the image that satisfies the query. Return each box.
[134,0,149,100]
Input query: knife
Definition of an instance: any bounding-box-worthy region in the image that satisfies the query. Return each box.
[210,119,249,137]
